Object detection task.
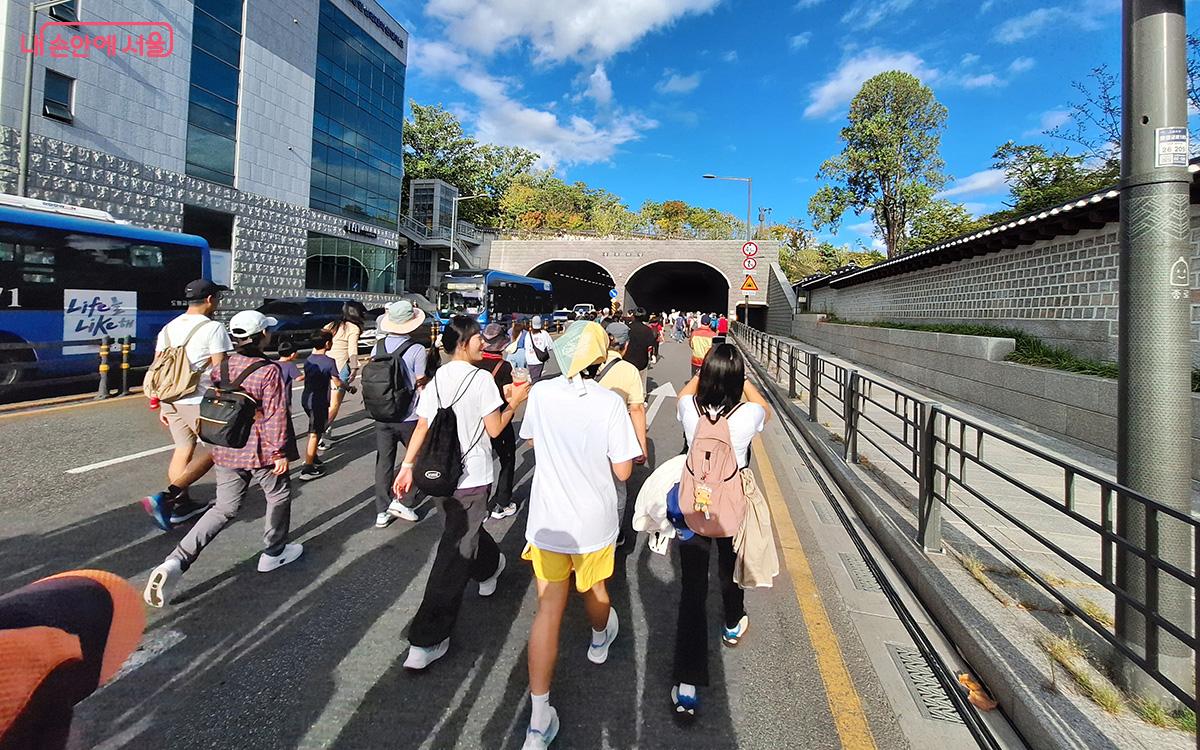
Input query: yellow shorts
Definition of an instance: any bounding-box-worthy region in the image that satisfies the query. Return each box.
[522,543,615,592]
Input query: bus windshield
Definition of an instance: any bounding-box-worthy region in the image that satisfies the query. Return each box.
[440,280,485,315]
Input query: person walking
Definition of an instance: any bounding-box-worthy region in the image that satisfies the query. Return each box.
[673,312,687,343]
[717,314,729,336]
[322,301,366,447]
[670,344,771,716]
[478,324,519,520]
[523,316,554,383]
[275,341,303,467]
[688,315,717,376]
[297,332,341,480]
[506,319,529,370]
[623,308,655,374]
[599,322,648,542]
[392,316,530,670]
[143,311,303,607]
[517,321,642,749]
[141,279,232,531]
[368,300,428,528]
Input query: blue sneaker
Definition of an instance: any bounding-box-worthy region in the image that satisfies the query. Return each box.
[671,685,698,717]
[522,707,559,749]
[141,491,173,531]
[722,615,749,647]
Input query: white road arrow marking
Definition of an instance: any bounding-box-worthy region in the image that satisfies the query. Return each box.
[645,381,678,427]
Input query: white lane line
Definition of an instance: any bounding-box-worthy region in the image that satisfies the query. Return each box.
[105,628,186,684]
[645,381,678,427]
[65,445,174,475]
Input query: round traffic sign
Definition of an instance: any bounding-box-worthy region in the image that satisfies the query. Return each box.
[743,257,758,271]
[742,241,758,257]
[608,288,618,299]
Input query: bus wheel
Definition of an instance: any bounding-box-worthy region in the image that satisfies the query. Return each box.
[0,348,30,388]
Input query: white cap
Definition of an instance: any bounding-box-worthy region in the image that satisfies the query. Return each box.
[228,310,278,339]
[531,315,544,330]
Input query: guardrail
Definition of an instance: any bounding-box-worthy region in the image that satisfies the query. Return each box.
[730,321,1199,714]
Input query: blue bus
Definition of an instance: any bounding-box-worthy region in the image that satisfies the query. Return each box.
[0,195,211,390]
[436,269,553,326]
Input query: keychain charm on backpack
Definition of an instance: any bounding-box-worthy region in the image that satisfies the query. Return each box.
[694,482,713,520]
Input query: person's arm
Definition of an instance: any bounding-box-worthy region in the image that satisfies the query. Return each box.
[612,458,634,482]
[392,418,430,495]
[629,403,648,460]
[742,380,773,422]
[260,368,290,475]
[679,375,700,397]
[483,381,530,438]
[347,326,362,380]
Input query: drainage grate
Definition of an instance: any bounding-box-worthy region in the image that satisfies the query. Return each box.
[887,643,964,724]
[840,552,883,593]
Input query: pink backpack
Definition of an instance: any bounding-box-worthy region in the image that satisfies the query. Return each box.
[681,398,747,537]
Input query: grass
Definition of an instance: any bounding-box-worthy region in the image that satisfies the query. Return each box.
[821,314,1200,391]
[960,552,1017,607]
[1133,700,1197,733]
[1041,636,1125,715]
[1079,597,1115,629]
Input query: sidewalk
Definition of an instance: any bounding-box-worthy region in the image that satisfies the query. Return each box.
[742,328,1196,750]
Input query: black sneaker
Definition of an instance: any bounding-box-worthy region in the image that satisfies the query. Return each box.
[312,456,325,467]
[169,498,210,526]
[299,465,325,481]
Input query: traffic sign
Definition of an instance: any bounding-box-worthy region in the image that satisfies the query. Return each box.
[609,288,618,299]
[740,275,759,292]
[742,241,758,257]
[743,257,757,271]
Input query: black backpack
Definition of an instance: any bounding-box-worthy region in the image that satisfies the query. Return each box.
[414,370,486,497]
[361,339,422,422]
[198,357,276,449]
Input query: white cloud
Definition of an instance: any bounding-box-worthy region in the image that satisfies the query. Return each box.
[1024,108,1072,135]
[937,169,1009,198]
[994,8,1064,43]
[794,0,826,7]
[655,69,703,94]
[848,221,876,236]
[960,73,1004,89]
[961,53,980,66]
[841,0,917,30]
[962,202,992,216]
[414,41,655,168]
[1009,56,1036,74]
[722,50,738,62]
[789,32,813,50]
[994,3,1116,44]
[583,64,613,106]
[425,0,722,62]
[804,48,938,119]
[979,0,995,11]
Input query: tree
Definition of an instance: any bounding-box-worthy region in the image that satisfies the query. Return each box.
[403,103,540,226]
[769,221,885,281]
[906,199,989,252]
[990,141,1115,217]
[808,71,949,258]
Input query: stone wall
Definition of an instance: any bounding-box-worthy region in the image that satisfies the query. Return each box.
[805,220,1199,363]
[788,316,1200,480]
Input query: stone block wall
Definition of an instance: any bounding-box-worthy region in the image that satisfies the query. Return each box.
[806,223,1157,362]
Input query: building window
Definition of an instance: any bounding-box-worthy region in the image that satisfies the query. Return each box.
[48,0,77,23]
[309,0,405,228]
[305,233,400,294]
[182,205,234,250]
[43,70,73,123]
[185,0,244,187]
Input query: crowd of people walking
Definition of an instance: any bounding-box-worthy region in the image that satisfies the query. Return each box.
[134,279,776,749]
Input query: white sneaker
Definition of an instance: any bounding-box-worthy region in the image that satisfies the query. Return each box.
[587,607,619,664]
[375,512,394,528]
[404,638,449,670]
[522,707,560,749]
[478,553,506,597]
[258,542,303,572]
[490,503,518,520]
[387,499,419,522]
[143,559,182,608]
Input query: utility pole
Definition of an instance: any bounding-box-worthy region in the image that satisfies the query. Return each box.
[1115,0,1192,700]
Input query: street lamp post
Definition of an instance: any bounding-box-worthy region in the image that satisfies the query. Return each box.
[17,0,74,196]
[702,174,753,241]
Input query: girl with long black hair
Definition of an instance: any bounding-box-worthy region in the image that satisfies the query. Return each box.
[323,301,366,445]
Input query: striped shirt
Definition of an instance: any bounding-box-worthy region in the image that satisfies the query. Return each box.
[208,353,289,469]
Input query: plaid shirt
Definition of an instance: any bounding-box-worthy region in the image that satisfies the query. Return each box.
[209,353,289,469]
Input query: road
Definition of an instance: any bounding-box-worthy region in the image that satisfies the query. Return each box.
[0,340,1021,749]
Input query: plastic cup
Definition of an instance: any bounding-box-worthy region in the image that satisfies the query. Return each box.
[512,367,530,386]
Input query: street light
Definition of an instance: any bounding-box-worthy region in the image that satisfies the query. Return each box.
[702,173,753,241]
[448,193,484,269]
[17,0,74,196]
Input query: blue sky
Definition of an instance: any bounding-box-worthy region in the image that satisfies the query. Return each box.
[380,0,1176,248]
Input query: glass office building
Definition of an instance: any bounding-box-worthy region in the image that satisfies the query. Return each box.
[185,0,244,186]
[309,0,405,228]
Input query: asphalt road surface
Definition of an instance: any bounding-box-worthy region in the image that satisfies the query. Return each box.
[0,340,1016,750]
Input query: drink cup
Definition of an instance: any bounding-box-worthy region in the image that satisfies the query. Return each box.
[512,367,530,386]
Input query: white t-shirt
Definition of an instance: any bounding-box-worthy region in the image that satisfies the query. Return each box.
[155,313,233,404]
[524,329,554,361]
[678,397,767,469]
[415,360,504,490]
[520,376,643,554]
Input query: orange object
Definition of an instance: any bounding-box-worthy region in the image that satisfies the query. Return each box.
[957,672,998,711]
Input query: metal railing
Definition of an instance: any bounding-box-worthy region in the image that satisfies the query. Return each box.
[731,321,1200,713]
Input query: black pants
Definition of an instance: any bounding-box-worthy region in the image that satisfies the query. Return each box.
[374,420,417,514]
[491,423,516,508]
[409,484,500,647]
[673,535,744,687]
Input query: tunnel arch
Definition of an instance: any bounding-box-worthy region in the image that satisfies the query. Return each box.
[527,259,617,311]
[626,260,731,315]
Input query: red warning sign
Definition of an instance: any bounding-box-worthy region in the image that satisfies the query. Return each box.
[740,275,759,292]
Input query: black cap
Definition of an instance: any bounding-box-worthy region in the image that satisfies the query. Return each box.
[184,279,230,301]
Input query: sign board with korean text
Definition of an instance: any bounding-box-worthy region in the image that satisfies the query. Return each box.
[63,290,137,354]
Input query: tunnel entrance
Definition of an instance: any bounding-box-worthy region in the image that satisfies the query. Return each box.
[736,304,768,331]
[528,260,615,311]
[626,261,729,315]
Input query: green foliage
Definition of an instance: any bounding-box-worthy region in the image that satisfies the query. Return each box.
[769,221,885,281]
[988,141,1116,219]
[808,71,948,259]
[403,102,539,226]
[906,199,989,252]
